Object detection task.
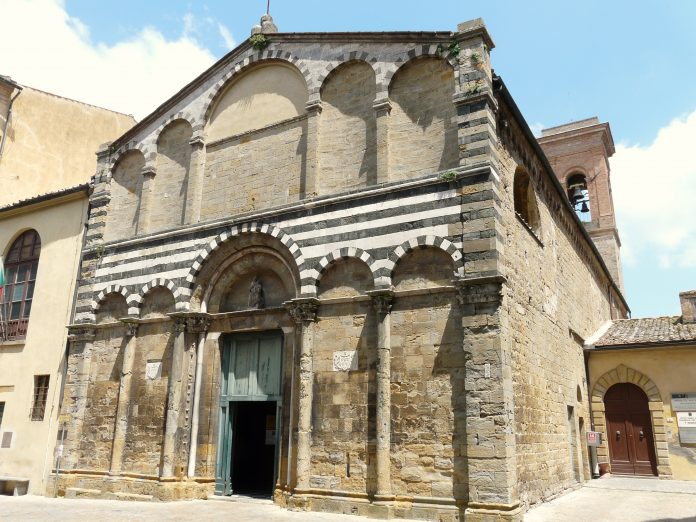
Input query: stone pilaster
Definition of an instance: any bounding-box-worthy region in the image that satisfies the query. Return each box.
[373,97,392,185]
[61,325,96,469]
[454,275,521,522]
[161,315,188,478]
[285,298,319,492]
[453,19,499,170]
[184,133,206,224]
[186,313,212,478]
[83,145,112,248]
[109,319,139,475]
[368,289,394,500]
[302,99,322,198]
[137,165,157,234]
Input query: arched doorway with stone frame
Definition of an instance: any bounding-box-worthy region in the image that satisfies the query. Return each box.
[181,227,305,500]
[590,364,672,478]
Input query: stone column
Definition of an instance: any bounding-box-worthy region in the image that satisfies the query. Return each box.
[285,298,318,492]
[161,315,187,478]
[368,289,394,499]
[454,276,521,522]
[138,165,157,234]
[109,319,139,475]
[186,314,211,479]
[184,133,206,224]
[61,326,96,469]
[302,99,322,198]
[373,97,391,185]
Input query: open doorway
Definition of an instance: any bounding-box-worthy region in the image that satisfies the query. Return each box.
[215,331,283,497]
[231,401,278,495]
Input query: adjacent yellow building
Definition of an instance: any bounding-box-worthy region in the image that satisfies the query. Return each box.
[0,74,134,494]
[587,291,696,481]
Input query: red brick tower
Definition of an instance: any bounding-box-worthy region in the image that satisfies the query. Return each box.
[538,117,624,292]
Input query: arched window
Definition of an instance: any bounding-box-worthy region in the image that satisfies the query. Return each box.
[513,168,541,234]
[567,173,592,223]
[2,230,41,340]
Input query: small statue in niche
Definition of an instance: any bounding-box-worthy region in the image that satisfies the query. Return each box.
[248,275,265,309]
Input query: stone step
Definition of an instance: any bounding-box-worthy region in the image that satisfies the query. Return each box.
[65,487,102,499]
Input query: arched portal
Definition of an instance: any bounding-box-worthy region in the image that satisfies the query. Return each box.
[604,383,658,476]
[188,231,300,498]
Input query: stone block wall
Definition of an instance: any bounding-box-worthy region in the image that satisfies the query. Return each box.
[312,302,377,493]
[201,120,306,220]
[318,61,377,195]
[78,325,125,471]
[497,108,620,509]
[104,151,143,242]
[389,57,458,182]
[150,120,192,232]
[121,322,173,476]
[390,292,463,500]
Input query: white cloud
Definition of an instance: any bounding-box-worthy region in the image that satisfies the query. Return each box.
[529,122,545,138]
[611,109,696,268]
[218,23,236,50]
[0,0,217,120]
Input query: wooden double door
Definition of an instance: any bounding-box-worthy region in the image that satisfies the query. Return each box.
[215,331,283,496]
[605,383,658,476]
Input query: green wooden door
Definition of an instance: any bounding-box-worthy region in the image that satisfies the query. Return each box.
[215,332,283,495]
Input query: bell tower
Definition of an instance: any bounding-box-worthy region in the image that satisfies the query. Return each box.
[538,117,624,292]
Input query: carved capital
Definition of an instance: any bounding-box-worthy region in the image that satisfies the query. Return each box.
[186,313,212,334]
[367,289,394,315]
[285,298,319,325]
[67,325,96,343]
[305,99,323,114]
[141,165,157,178]
[189,134,205,148]
[120,318,139,337]
[373,97,392,115]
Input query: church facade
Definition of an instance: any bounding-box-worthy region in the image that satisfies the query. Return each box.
[54,17,627,521]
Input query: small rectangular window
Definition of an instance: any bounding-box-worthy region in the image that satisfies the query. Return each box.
[0,402,4,428]
[30,375,50,421]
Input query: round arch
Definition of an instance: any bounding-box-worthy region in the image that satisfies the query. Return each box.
[200,53,312,126]
[308,247,378,297]
[153,113,201,145]
[316,56,379,96]
[90,284,135,322]
[183,223,306,309]
[382,48,459,93]
[380,236,463,288]
[591,364,672,477]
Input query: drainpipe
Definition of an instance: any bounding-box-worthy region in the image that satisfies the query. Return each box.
[0,85,23,165]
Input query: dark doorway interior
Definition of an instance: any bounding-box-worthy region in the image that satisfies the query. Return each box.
[231,401,277,496]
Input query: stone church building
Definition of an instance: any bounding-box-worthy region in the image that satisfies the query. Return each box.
[54,16,628,521]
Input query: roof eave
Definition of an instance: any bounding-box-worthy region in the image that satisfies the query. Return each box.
[492,74,630,315]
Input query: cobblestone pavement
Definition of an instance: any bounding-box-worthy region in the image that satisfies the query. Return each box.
[526,476,696,522]
[0,495,421,522]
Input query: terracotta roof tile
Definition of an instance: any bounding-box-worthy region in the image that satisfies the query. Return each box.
[593,317,696,347]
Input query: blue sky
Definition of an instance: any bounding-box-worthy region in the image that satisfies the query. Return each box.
[3,0,695,317]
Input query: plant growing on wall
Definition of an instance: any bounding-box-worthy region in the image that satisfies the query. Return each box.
[250,34,270,51]
[436,41,461,58]
[439,171,458,182]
